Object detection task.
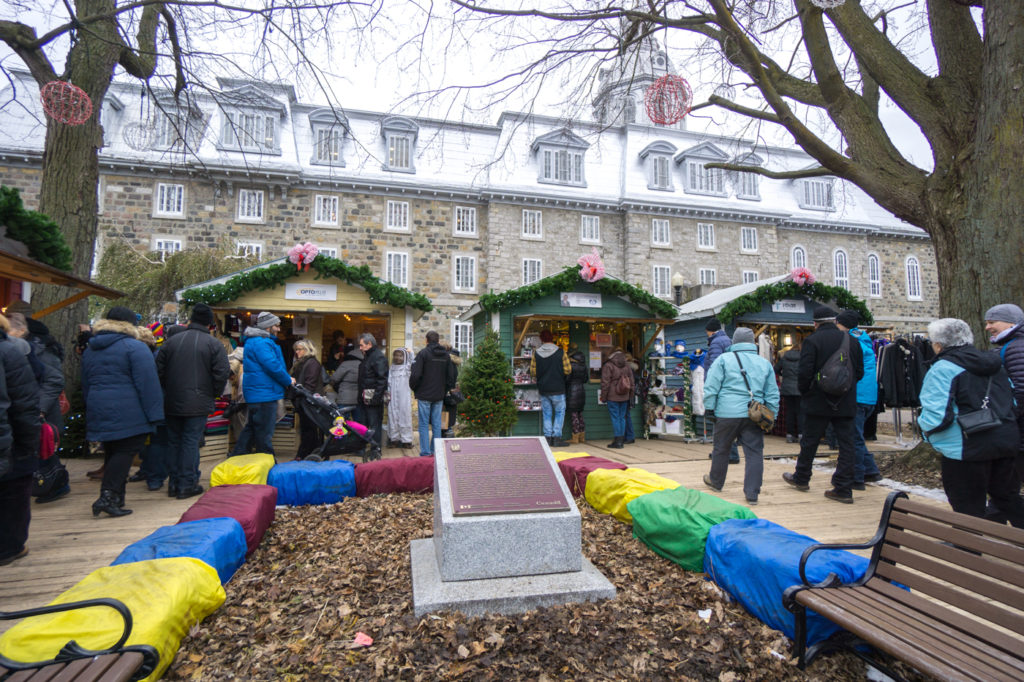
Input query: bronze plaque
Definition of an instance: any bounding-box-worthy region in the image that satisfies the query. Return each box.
[445,438,571,516]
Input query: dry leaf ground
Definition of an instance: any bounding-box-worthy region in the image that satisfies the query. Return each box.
[166,495,927,681]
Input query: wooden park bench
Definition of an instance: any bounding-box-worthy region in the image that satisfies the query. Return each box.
[783,491,1024,681]
[0,598,158,682]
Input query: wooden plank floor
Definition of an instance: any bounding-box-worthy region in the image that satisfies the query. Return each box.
[0,432,934,634]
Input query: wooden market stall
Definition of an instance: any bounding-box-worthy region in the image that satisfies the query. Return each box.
[459,269,676,441]
[0,247,124,316]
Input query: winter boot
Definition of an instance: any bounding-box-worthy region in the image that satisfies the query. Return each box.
[577,431,586,444]
[607,437,624,449]
[92,489,132,517]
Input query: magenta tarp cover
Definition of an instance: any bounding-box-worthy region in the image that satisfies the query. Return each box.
[558,456,628,497]
[354,456,434,497]
[178,484,277,556]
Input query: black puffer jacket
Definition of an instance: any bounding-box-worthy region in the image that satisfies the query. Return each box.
[25,318,65,428]
[0,332,42,481]
[566,351,588,412]
[358,345,389,405]
[409,342,456,402]
[155,323,231,417]
[992,323,1024,452]
[774,348,801,397]
[798,322,864,417]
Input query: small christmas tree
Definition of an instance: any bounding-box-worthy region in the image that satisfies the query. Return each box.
[457,329,518,436]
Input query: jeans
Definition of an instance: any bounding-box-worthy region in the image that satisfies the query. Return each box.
[418,400,443,456]
[707,417,765,501]
[624,407,635,441]
[167,415,208,489]
[231,401,278,456]
[540,393,566,439]
[793,414,856,495]
[853,403,881,482]
[0,475,32,561]
[142,423,170,488]
[607,400,629,437]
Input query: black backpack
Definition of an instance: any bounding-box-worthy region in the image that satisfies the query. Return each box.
[816,333,854,397]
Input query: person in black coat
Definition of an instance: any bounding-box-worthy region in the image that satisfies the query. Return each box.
[0,316,42,566]
[774,342,803,443]
[357,333,389,450]
[155,304,230,499]
[409,330,457,456]
[783,306,863,503]
[566,347,588,443]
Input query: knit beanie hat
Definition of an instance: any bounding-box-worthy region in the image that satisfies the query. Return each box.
[191,303,215,327]
[106,306,137,323]
[836,310,860,329]
[256,311,281,330]
[813,305,837,322]
[732,327,755,345]
[984,303,1024,326]
[705,318,722,332]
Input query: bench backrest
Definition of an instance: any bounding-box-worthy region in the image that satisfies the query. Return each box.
[874,498,1024,649]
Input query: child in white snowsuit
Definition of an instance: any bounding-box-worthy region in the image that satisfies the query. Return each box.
[387,348,414,448]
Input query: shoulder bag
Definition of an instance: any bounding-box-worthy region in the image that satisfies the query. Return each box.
[735,352,775,432]
[956,375,1000,435]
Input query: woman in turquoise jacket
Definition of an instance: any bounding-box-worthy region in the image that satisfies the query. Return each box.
[702,327,780,505]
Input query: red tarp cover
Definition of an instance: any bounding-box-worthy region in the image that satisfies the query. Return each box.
[178,484,277,555]
[558,456,628,497]
[354,456,434,497]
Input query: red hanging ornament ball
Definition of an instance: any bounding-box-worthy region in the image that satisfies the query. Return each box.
[40,80,93,126]
[644,75,693,126]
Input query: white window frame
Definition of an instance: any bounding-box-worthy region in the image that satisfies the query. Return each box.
[236,189,264,223]
[454,206,477,237]
[153,182,185,218]
[317,246,338,259]
[867,253,882,298]
[833,249,850,289]
[313,126,344,165]
[153,114,185,150]
[651,218,671,247]
[236,241,263,260]
[697,222,716,250]
[740,226,758,253]
[652,266,671,298]
[220,110,278,153]
[742,270,760,284]
[385,200,410,232]
[686,161,726,196]
[540,148,585,186]
[791,245,807,270]
[521,209,543,240]
[699,268,717,285]
[452,322,474,357]
[801,178,835,210]
[453,255,477,293]
[737,172,760,200]
[649,155,673,191]
[152,237,182,261]
[385,251,409,288]
[313,194,340,228]
[386,133,413,171]
[522,258,542,285]
[580,215,600,244]
[905,256,923,301]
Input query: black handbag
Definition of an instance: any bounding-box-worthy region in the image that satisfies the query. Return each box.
[957,376,1000,435]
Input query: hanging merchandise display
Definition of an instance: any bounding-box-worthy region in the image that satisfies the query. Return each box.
[713,84,736,101]
[644,75,693,126]
[40,80,93,125]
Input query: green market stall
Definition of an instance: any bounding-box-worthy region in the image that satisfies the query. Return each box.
[459,266,677,441]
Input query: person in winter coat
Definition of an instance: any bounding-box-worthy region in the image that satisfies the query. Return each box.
[783,306,863,503]
[4,301,64,431]
[702,327,780,505]
[919,318,1024,527]
[0,314,42,565]
[130,324,170,493]
[357,333,389,451]
[331,344,363,412]
[442,348,463,437]
[703,318,741,464]
[409,331,457,456]
[601,348,633,449]
[387,347,414,449]
[565,346,588,443]
[82,307,164,517]
[774,342,803,443]
[985,303,1024,479]
[836,310,882,488]
[530,329,571,447]
[226,346,247,439]
[290,339,325,459]
[156,304,229,497]
[230,312,294,457]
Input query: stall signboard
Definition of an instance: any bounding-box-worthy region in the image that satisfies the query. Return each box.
[771,299,805,314]
[285,283,338,301]
[560,292,602,308]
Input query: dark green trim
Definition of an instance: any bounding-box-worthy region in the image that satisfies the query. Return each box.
[718,280,873,326]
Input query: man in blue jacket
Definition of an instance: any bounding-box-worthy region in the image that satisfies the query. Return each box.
[230,312,294,457]
[703,318,740,464]
[837,310,882,488]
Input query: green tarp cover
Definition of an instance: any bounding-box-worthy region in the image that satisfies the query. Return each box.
[627,487,757,572]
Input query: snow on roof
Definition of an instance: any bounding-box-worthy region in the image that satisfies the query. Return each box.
[675,273,790,321]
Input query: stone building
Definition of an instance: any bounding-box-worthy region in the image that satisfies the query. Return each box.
[0,58,938,350]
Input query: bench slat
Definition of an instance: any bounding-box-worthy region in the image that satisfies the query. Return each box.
[50,656,110,682]
[881,525,1024,589]
[87,653,145,682]
[892,499,1024,547]
[887,509,1024,573]
[6,664,67,682]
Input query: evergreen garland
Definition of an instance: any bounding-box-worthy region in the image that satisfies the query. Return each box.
[457,329,518,436]
[0,186,73,271]
[479,266,677,318]
[178,254,433,312]
[717,280,874,325]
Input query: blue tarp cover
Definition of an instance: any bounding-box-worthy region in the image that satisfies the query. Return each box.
[703,518,869,645]
[268,460,356,506]
[111,517,247,584]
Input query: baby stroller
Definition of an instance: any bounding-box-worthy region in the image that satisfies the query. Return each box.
[291,385,382,463]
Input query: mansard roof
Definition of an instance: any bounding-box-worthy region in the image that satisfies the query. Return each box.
[530,127,590,153]
[674,141,729,164]
[214,83,288,115]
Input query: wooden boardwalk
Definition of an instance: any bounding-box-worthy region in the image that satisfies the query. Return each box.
[0,433,934,634]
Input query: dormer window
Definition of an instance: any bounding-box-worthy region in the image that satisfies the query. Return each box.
[733,152,763,200]
[800,178,835,210]
[220,111,279,153]
[639,141,677,191]
[676,142,729,197]
[380,116,419,173]
[309,109,348,166]
[152,101,206,151]
[532,128,589,187]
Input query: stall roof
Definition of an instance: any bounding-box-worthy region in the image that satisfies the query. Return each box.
[675,274,790,321]
[0,248,123,318]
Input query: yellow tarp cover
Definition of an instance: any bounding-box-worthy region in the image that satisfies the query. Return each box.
[210,452,276,486]
[553,451,590,462]
[0,557,225,682]
[584,467,681,524]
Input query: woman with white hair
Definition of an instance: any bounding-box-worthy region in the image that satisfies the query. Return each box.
[919,318,1024,526]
